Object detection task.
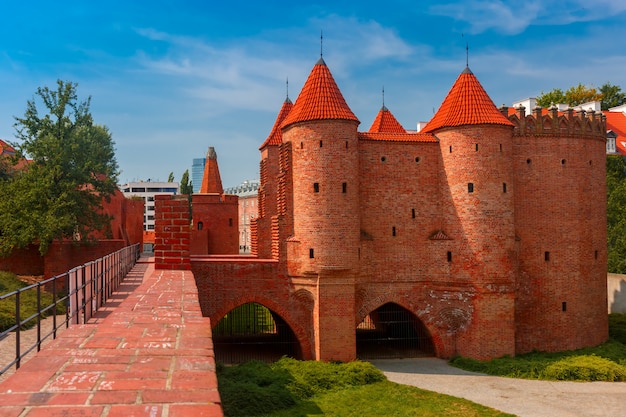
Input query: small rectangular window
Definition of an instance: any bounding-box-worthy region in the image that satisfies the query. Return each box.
[447,251,452,262]
[468,183,474,193]
[320,140,323,148]
[562,301,567,312]
[309,248,314,258]
[314,183,319,193]
[392,226,396,237]
[411,208,415,219]
[229,218,233,227]
[545,251,550,261]
[475,143,479,151]
[503,183,507,193]
[342,182,347,193]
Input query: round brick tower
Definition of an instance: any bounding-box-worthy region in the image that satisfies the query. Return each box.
[280,57,361,274]
[423,66,518,359]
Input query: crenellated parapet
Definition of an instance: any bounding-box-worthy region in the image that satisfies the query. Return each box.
[500,105,606,139]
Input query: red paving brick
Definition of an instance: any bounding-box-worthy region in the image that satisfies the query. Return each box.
[0,260,223,416]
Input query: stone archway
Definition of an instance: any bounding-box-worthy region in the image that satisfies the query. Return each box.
[212,302,302,363]
[356,302,435,359]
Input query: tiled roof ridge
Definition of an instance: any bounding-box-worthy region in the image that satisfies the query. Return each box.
[281,58,359,129]
[422,67,514,133]
[358,131,437,143]
[368,106,406,133]
[260,98,293,149]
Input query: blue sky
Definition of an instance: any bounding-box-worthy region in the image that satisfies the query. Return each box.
[1,1,626,188]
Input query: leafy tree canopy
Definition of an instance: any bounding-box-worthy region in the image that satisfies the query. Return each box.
[0,80,119,256]
[167,171,175,182]
[180,169,193,195]
[537,82,625,110]
[607,156,626,273]
[600,83,626,110]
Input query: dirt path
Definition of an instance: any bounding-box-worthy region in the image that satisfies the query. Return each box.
[0,314,68,383]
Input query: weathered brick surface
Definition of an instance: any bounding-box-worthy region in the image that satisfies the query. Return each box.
[154,195,190,270]
[0,261,222,416]
[191,194,238,255]
[174,68,608,361]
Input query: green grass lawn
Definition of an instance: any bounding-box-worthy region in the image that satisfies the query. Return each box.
[0,271,66,332]
[450,314,626,381]
[217,358,513,417]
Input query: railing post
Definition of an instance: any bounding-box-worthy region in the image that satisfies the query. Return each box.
[15,291,21,370]
[36,284,42,352]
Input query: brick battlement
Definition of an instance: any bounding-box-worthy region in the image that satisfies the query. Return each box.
[502,105,606,138]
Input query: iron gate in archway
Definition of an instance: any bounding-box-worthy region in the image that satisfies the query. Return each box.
[356,302,434,359]
[212,302,301,363]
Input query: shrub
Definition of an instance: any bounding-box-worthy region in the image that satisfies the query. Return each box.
[217,358,387,417]
[273,357,385,400]
[542,355,626,382]
[217,361,297,417]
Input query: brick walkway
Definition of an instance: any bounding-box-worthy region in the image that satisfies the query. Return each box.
[0,259,223,417]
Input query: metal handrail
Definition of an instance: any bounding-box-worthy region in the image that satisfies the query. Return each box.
[0,243,140,376]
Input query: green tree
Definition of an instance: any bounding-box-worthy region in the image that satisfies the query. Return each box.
[0,80,118,256]
[180,169,193,195]
[607,155,626,273]
[600,83,626,110]
[167,171,175,182]
[536,88,566,108]
[537,83,625,109]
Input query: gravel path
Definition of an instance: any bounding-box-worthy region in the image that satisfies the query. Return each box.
[371,358,626,417]
[0,314,68,383]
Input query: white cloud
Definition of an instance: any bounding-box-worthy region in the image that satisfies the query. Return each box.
[430,0,626,34]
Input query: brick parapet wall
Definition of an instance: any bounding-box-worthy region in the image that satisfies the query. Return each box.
[155,195,191,270]
[507,105,606,139]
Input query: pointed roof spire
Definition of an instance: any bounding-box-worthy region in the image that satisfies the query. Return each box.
[281,58,359,128]
[369,103,406,133]
[260,96,293,149]
[199,146,224,194]
[422,67,514,133]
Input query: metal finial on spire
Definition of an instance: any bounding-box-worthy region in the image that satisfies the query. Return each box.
[382,86,385,109]
[286,77,289,101]
[320,30,323,57]
[462,33,469,68]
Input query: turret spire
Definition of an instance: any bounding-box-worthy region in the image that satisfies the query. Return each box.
[280,58,358,128]
[199,146,224,194]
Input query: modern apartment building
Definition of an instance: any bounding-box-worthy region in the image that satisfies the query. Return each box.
[120,181,179,231]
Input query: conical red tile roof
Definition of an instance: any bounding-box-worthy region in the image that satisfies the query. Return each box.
[259,97,293,149]
[422,67,514,133]
[199,147,224,194]
[368,106,406,133]
[281,58,359,129]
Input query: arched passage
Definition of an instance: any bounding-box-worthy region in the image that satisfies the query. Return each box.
[212,302,302,363]
[356,302,435,359]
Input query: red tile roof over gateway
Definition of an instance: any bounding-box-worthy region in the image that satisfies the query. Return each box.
[422,66,514,133]
[281,57,359,128]
[368,106,406,134]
